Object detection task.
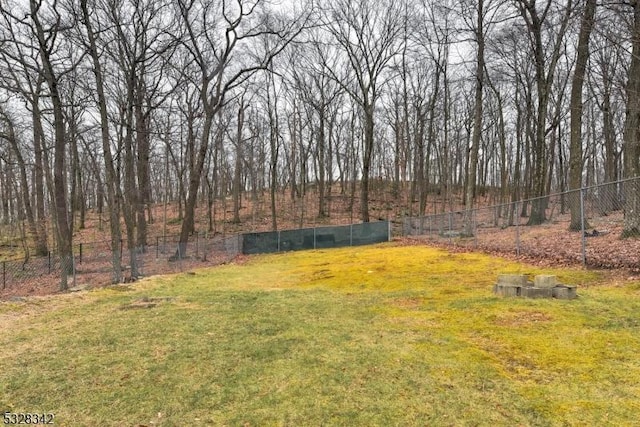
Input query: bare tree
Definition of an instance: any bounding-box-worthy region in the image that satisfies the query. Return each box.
[290,37,343,219]
[591,32,622,187]
[0,107,37,263]
[265,70,281,231]
[622,0,640,238]
[568,0,597,231]
[513,0,574,225]
[1,0,81,289]
[320,0,404,222]
[461,0,506,236]
[231,95,248,224]
[0,5,51,257]
[173,0,311,256]
[78,0,124,283]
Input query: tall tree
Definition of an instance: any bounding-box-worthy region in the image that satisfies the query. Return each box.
[78,0,123,283]
[109,0,177,276]
[173,0,310,256]
[514,0,574,225]
[591,33,621,187]
[0,107,38,262]
[321,0,404,222]
[232,95,247,224]
[622,0,640,238]
[291,37,343,219]
[568,0,597,231]
[27,0,76,289]
[462,0,493,236]
[0,4,51,257]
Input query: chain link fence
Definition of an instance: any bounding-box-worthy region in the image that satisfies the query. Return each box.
[3,177,638,297]
[0,233,242,295]
[1,221,390,296]
[403,177,640,271]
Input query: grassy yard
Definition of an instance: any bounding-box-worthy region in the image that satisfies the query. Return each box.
[1,243,640,426]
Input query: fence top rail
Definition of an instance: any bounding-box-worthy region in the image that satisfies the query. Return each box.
[405,177,638,220]
[245,221,389,235]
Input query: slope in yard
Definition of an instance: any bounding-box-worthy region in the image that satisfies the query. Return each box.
[1,244,640,426]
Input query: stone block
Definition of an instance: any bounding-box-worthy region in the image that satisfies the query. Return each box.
[520,287,553,299]
[552,285,577,300]
[497,274,528,287]
[494,284,522,297]
[534,275,558,289]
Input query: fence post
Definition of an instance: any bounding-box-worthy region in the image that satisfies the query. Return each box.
[350,224,353,246]
[203,233,208,262]
[277,231,281,252]
[120,239,123,264]
[72,253,77,289]
[156,236,159,259]
[313,227,317,249]
[388,220,392,242]
[448,212,453,243]
[473,209,478,248]
[515,201,521,256]
[580,187,587,267]
[2,261,5,289]
[79,243,83,264]
[48,251,51,274]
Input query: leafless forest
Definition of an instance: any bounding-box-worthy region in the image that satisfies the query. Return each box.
[1,0,640,289]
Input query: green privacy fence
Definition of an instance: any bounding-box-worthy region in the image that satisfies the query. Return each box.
[241,221,391,255]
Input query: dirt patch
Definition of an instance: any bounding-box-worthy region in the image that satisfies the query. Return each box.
[391,297,423,309]
[120,296,175,310]
[494,311,553,327]
[310,269,335,281]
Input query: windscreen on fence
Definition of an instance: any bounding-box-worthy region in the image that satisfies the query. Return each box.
[241,221,390,255]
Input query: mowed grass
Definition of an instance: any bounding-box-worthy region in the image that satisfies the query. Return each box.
[2,243,640,426]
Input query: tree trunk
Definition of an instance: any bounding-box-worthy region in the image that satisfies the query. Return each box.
[31,0,72,290]
[81,0,123,283]
[463,0,485,237]
[516,0,573,226]
[135,79,150,249]
[622,1,640,238]
[361,103,374,222]
[31,97,49,256]
[122,92,139,278]
[268,75,280,231]
[317,112,327,218]
[177,110,214,257]
[415,108,425,216]
[0,111,41,257]
[0,160,7,224]
[69,111,83,230]
[232,102,245,224]
[568,0,596,231]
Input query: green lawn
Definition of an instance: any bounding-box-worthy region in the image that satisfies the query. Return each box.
[1,243,640,426]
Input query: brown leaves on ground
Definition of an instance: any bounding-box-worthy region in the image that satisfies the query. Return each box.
[2,190,639,301]
[400,211,640,276]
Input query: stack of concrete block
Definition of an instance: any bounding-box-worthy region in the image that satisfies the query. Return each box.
[493,274,577,299]
[493,274,527,297]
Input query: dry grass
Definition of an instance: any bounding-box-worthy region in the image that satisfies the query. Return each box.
[1,243,639,425]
